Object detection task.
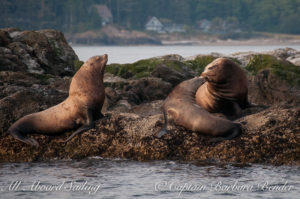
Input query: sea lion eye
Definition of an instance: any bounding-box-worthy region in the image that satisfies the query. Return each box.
[208,65,217,70]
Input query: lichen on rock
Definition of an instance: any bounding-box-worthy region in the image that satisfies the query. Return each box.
[0,28,79,76]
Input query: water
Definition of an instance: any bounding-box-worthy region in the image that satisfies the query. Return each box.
[0,159,299,199]
[72,45,300,64]
[2,45,299,198]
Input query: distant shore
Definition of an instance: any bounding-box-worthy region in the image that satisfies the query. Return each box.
[161,38,300,46]
[67,25,300,46]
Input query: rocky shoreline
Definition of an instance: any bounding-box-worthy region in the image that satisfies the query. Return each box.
[0,28,299,165]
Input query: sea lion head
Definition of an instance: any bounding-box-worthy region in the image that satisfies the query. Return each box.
[200,58,237,84]
[85,54,108,74]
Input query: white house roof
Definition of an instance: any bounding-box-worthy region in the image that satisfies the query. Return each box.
[145,17,163,28]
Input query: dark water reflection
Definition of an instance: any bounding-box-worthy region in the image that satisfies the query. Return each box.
[0,158,299,199]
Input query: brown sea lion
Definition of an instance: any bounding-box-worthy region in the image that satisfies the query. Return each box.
[8,54,108,146]
[157,77,241,139]
[196,58,249,118]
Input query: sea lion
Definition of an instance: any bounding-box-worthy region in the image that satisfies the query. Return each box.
[196,58,249,117]
[157,77,241,139]
[8,54,108,146]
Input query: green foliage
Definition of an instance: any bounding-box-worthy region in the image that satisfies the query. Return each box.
[184,56,216,75]
[1,0,300,34]
[245,54,300,87]
[106,58,186,78]
[74,60,84,71]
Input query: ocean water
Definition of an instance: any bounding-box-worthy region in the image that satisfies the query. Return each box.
[1,45,299,198]
[0,159,299,199]
[72,45,300,64]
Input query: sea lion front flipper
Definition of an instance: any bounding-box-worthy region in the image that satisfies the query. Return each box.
[157,111,169,138]
[10,130,39,147]
[65,109,95,143]
[224,123,242,139]
[157,128,168,138]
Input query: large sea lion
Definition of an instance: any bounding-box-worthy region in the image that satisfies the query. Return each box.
[158,77,241,139]
[8,54,108,146]
[195,58,249,117]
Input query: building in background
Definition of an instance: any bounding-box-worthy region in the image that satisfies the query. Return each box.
[93,4,113,26]
[145,17,164,33]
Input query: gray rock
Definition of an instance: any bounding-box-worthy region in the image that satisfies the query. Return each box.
[0,28,79,76]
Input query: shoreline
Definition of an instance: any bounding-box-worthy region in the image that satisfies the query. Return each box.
[70,39,300,47]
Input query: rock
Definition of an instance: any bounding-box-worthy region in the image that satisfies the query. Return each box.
[0,28,79,76]
[230,51,257,67]
[150,65,189,86]
[123,77,172,104]
[0,46,26,71]
[157,54,184,61]
[8,42,43,74]
[245,54,300,89]
[0,104,298,165]
[0,44,300,165]
[0,71,68,136]
[106,56,195,85]
[265,48,299,59]
[248,69,300,105]
[0,30,11,46]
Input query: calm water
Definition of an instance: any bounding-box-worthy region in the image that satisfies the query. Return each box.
[1,45,299,198]
[0,159,299,199]
[72,45,300,64]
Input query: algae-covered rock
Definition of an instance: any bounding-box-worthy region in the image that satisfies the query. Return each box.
[0,44,300,165]
[184,55,216,75]
[245,54,300,87]
[0,102,298,165]
[106,56,195,83]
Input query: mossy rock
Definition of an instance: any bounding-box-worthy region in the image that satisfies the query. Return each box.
[245,54,300,87]
[106,58,187,79]
[184,55,216,75]
[74,60,84,71]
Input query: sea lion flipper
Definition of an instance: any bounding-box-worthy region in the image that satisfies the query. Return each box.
[157,111,169,138]
[65,109,95,143]
[224,123,242,140]
[65,125,93,142]
[157,128,168,138]
[10,130,39,147]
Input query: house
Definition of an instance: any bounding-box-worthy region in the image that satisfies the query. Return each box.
[145,17,164,33]
[145,17,185,33]
[93,4,113,26]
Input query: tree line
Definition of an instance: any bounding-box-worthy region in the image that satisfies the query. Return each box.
[1,0,300,34]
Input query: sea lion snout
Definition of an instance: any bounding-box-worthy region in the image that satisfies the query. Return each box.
[94,54,108,62]
[100,54,108,65]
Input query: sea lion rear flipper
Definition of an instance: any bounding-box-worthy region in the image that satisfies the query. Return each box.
[65,125,93,142]
[157,111,169,138]
[65,109,95,143]
[10,130,39,147]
